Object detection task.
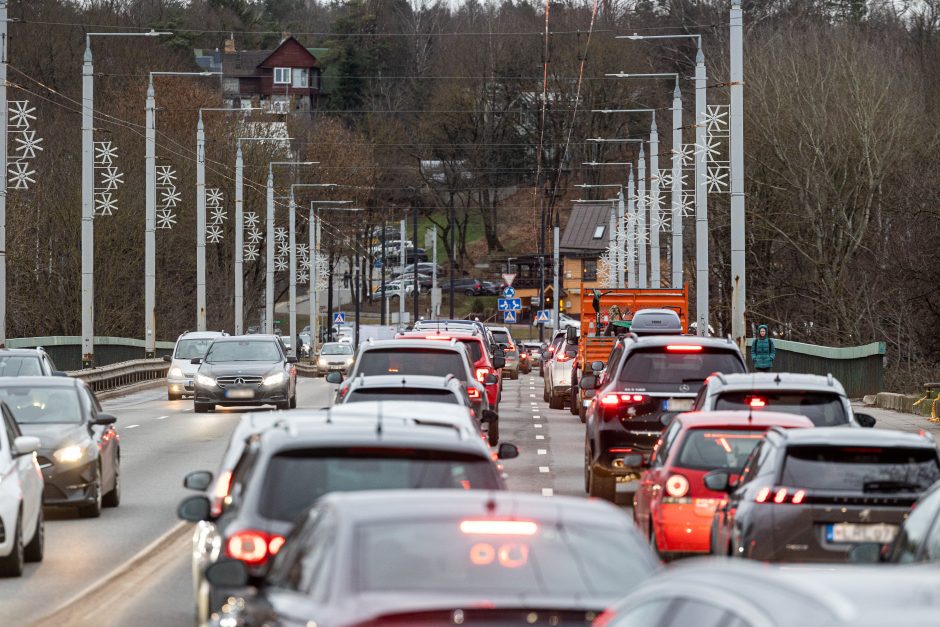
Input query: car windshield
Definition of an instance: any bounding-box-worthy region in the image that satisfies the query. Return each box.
[676,429,766,471]
[355,519,653,597]
[345,389,459,404]
[618,348,744,385]
[0,356,43,376]
[0,386,82,424]
[204,340,281,363]
[320,344,352,356]
[175,338,216,360]
[781,446,940,492]
[357,348,468,381]
[259,449,499,522]
[715,391,848,426]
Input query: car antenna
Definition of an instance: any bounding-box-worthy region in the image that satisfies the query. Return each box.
[376,401,383,436]
[326,404,332,424]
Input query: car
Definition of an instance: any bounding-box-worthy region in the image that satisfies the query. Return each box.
[581,335,747,501]
[313,342,354,376]
[390,262,443,278]
[692,372,877,428]
[413,319,499,356]
[203,489,660,627]
[539,330,566,379]
[488,326,521,380]
[596,558,940,627]
[164,331,227,400]
[632,410,814,559]
[0,402,43,576]
[544,332,579,409]
[522,341,545,371]
[440,277,483,296]
[480,279,507,295]
[191,335,298,413]
[852,479,940,564]
[548,312,579,331]
[0,347,63,377]
[370,282,412,302]
[0,377,120,518]
[707,426,940,562]
[177,405,517,621]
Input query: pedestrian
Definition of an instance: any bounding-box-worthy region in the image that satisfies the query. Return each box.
[751,324,776,372]
[342,270,351,289]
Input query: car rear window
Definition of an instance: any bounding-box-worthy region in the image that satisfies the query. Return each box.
[781,446,940,492]
[258,449,499,522]
[355,520,654,597]
[676,429,766,471]
[491,331,511,346]
[715,391,848,426]
[0,356,43,376]
[618,348,744,386]
[345,388,459,404]
[456,339,484,363]
[357,348,467,381]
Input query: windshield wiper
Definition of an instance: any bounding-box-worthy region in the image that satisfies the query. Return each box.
[863,480,922,493]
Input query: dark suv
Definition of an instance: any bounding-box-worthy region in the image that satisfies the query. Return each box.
[707,427,940,562]
[582,335,746,501]
[441,277,483,296]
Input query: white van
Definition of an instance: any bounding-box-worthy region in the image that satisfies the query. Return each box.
[164,331,227,400]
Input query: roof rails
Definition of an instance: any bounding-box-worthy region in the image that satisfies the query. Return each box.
[826,373,834,387]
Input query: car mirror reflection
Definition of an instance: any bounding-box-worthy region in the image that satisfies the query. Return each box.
[497,442,519,460]
[703,470,731,492]
[183,470,214,491]
[177,495,212,522]
[855,413,877,428]
[325,371,344,384]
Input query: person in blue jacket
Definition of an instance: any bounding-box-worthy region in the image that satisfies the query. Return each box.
[751,324,776,372]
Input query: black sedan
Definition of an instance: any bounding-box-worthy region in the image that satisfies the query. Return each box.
[0,377,120,518]
[203,490,659,626]
[191,335,298,413]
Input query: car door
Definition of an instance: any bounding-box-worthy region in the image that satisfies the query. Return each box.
[82,385,117,491]
[636,419,683,534]
[2,407,41,534]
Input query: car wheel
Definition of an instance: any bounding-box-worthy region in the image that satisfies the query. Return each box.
[548,393,563,410]
[194,403,212,414]
[487,419,499,446]
[289,394,297,409]
[103,455,121,508]
[276,401,290,410]
[579,403,587,424]
[0,513,23,576]
[584,442,591,493]
[569,396,579,415]
[78,469,103,518]
[464,289,474,296]
[24,507,43,563]
[542,385,549,402]
[168,391,181,401]
[588,468,616,501]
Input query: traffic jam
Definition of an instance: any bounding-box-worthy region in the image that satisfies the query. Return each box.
[4,292,940,626]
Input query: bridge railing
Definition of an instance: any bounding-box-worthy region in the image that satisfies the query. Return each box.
[67,358,170,394]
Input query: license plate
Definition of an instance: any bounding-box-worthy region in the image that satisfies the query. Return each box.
[664,398,694,411]
[826,523,898,544]
[225,389,254,399]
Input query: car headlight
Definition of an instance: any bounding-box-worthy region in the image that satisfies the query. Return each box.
[318,358,328,366]
[168,366,183,378]
[345,358,353,365]
[263,371,287,386]
[195,373,216,387]
[54,441,93,465]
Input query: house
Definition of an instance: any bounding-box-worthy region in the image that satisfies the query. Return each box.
[195,35,324,113]
[559,203,614,316]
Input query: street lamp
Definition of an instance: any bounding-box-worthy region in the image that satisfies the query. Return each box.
[307,200,353,355]
[81,29,170,367]
[144,71,219,357]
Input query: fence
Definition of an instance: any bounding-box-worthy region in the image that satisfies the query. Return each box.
[7,336,175,371]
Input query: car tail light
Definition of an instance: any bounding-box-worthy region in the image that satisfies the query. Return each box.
[755,486,772,503]
[665,474,689,498]
[666,345,703,352]
[210,470,233,517]
[226,529,286,566]
[476,368,489,383]
[468,387,481,399]
[756,486,807,505]
[746,396,767,408]
[556,351,572,362]
[600,393,647,407]
[459,520,538,536]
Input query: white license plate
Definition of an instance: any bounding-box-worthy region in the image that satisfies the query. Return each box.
[826,523,898,544]
[665,398,694,411]
[225,389,254,399]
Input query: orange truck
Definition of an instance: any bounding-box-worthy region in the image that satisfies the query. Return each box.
[570,286,689,421]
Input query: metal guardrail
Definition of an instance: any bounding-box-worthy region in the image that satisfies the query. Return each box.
[67,358,169,394]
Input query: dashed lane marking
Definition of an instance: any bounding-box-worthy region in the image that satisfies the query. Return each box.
[156,415,168,420]
[539,466,550,473]
[542,488,554,497]
[125,424,140,429]
[535,434,545,440]
[537,449,547,455]
[534,424,542,428]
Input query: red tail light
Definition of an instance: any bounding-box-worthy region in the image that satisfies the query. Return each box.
[459,520,538,536]
[556,352,572,362]
[600,394,621,406]
[746,396,767,408]
[211,470,233,517]
[666,345,703,352]
[665,474,689,498]
[757,486,807,505]
[226,529,286,566]
[476,368,491,383]
[468,387,481,399]
[600,393,647,406]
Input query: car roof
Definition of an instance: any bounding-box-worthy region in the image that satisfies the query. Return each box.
[629,335,740,350]
[212,334,280,343]
[780,426,935,448]
[363,338,468,352]
[488,326,510,333]
[676,410,815,429]
[708,372,847,395]
[400,331,483,343]
[345,374,461,390]
[177,331,226,340]
[0,348,45,355]
[0,375,78,388]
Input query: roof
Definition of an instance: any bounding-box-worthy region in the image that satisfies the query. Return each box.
[631,335,740,350]
[344,375,460,390]
[221,50,271,77]
[0,348,45,355]
[710,372,847,395]
[362,338,467,352]
[675,410,814,429]
[177,331,226,340]
[399,331,483,343]
[780,426,934,448]
[0,375,77,388]
[560,204,611,253]
[213,334,279,343]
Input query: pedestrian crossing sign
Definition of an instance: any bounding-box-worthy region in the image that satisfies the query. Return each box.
[503,310,518,323]
[535,309,550,324]
[333,312,346,324]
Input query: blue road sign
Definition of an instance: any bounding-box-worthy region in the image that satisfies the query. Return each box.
[498,298,522,311]
[535,309,550,324]
[332,312,346,324]
[503,310,518,323]
[502,286,516,298]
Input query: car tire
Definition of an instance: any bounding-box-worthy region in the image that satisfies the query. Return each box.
[276,401,290,410]
[168,391,182,401]
[588,468,616,501]
[194,403,212,414]
[487,419,499,446]
[463,289,474,296]
[0,513,23,577]
[548,393,563,410]
[78,476,102,519]
[24,508,43,563]
[569,396,579,415]
[103,456,121,508]
[542,385,549,402]
[289,394,297,409]
[579,403,587,424]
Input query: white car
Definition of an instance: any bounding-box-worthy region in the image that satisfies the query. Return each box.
[165,331,227,401]
[548,313,580,331]
[0,405,44,576]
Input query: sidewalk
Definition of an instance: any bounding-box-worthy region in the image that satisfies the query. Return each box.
[852,403,939,437]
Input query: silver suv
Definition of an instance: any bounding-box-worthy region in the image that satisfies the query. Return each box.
[164,331,227,400]
[692,372,876,428]
[488,326,520,380]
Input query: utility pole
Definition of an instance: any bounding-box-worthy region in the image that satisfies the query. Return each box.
[695,44,709,335]
[399,218,405,327]
[552,209,560,329]
[616,191,625,288]
[431,226,438,318]
[144,77,156,357]
[449,194,456,319]
[671,82,683,289]
[288,189,297,357]
[412,206,419,323]
[730,0,746,346]
[380,220,387,325]
[234,143,244,334]
[607,202,616,288]
[0,1,8,348]
[196,113,206,331]
[627,167,637,288]
[637,144,647,288]
[649,113,660,288]
[265,169,275,334]
[309,204,317,357]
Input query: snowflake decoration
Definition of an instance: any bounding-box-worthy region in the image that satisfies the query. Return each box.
[13,131,43,159]
[653,213,671,233]
[8,161,35,189]
[100,166,124,190]
[156,209,177,229]
[156,166,177,187]
[696,136,723,163]
[670,171,689,190]
[210,206,227,225]
[161,187,181,207]
[206,188,224,206]
[679,144,697,168]
[207,225,224,243]
[244,212,260,229]
[296,270,309,284]
[278,243,290,258]
[300,257,312,271]
[275,257,288,272]
[706,165,730,192]
[95,191,118,216]
[680,193,695,218]
[248,229,263,244]
[244,245,260,262]
[297,244,309,258]
[94,141,118,165]
[652,171,672,188]
[704,105,729,134]
[274,227,288,242]
[8,101,36,129]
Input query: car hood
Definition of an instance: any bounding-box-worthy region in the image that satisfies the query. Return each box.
[200,362,280,377]
[18,423,88,451]
[170,359,197,375]
[319,355,352,363]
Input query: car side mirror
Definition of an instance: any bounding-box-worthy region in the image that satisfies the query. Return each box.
[497,442,519,460]
[621,453,645,468]
[12,436,40,457]
[190,357,202,365]
[204,559,250,588]
[579,374,596,390]
[93,413,117,426]
[703,470,731,493]
[286,356,299,364]
[541,350,551,360]
[481,410,498,424]
[493,356,506,369]
[565,326,578,343]
[855,413,876,428]
[177,495,212,522]
[162,355,172,363]
[183,470,214,491]
[590,361,604,372]
[325,371,344,384]
[848,542,884,564]
[484,373,498,385]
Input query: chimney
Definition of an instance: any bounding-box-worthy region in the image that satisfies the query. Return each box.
[223,33,235,54]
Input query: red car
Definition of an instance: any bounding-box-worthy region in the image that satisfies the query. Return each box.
[632,410,813,559]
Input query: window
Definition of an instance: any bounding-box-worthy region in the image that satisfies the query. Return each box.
[780,446,940,492]
[715,391,848,427]
[273,67,291,84]
[592,225,606,239]
[292,68,309,88]
[582,259,597,281]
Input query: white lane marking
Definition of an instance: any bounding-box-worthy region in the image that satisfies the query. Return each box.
[534,424,542,428]
[529,394,535,398]
[156,415,168,420]
[542,488,554,497]
[537,449,547,455]
[539,466,550,473]
[125,424,140,429]
[535,434,545,440]
[532,414,540,419]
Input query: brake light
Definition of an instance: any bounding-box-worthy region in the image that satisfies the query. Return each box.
[755,486,771,503]
[423,335,451,340]
[773,487,789,504]
[665,474,689,498]
[600,394,620,406]
[226,529,286,566]
[459,520,538,536]
[476,368,490,383]
[600,393,647,406]
[666,345,703,352]
[747,396,767,408]
[791,489,806,505]
[468,387,481,399]
[556,351,572,362]
[757,486,807,505]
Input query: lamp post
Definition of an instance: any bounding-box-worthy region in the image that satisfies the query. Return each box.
[145,71,218,357]
[730,1,746,346]
[81,29,169,367]
[308,201,354,356]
